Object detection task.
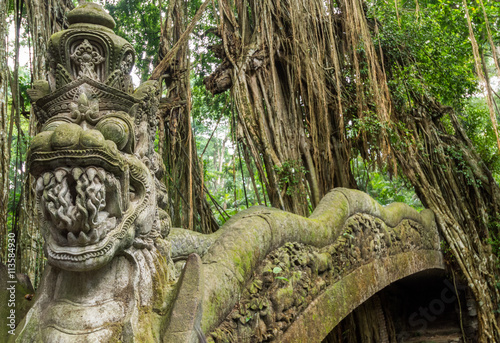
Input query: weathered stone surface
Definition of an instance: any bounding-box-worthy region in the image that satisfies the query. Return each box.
[166,188,441,339]
[280,250,443,343]
[196,193,443,342]
[163,253,204,343]
[67,3,116,29]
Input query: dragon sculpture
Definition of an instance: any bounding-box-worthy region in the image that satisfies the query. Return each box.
[15,4,175,341]
[13,3,442,343]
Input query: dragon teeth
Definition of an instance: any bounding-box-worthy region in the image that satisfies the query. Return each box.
[72,167,84,180]
[67,231,91,246]
[86,167,97,181]
[52,231,68,245]
[99,227,107,239]
[36,176,44,192]
[54,169,67,183]
[39,166,123,248]
[67,232,77,245]
[89,229,99,243]
[97,169,106,181]
[43,172,53,186]
[77,231,90,245]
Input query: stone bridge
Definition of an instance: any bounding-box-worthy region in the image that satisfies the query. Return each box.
[167,188,443,343]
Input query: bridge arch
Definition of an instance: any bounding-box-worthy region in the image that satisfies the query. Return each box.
[280,250,444,342]
[189,189,443,342]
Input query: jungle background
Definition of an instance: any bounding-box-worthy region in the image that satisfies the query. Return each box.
[1,0,500,341]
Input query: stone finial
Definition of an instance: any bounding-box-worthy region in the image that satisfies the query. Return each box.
[42,2,135,96]
[67,2,116,29]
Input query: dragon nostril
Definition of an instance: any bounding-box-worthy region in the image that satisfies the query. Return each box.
[80,129,105,148]
[50,123,82,150]
[29,131,54,152]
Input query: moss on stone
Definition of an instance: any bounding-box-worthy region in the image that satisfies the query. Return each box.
[67,3,116,29]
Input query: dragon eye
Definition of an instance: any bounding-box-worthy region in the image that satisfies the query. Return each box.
[42,119,71,132]
[95,116,130,150]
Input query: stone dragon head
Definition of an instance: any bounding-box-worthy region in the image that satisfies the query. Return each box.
[27,3,169,272]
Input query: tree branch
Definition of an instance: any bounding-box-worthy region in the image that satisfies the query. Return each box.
[149,0,211,80]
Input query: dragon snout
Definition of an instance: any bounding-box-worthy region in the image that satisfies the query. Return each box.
[29,123,120,154]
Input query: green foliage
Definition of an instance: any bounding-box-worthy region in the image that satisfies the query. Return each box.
[17,67,32,112]
[347,110,415,155]
[372,0,480,110]
[444,145,481,187]
[351,157,423,210]
[460,98,500,183]
[191,35,265,222]
[274,160,308,197]
[194,115,266,224]
[6,111,31,233]
[487,216,500,261]
[371,1,500,186]
[272,266,289,282]
[343,232,355,240]
[348,111,384,138]
[191,71,230,124]
[6,0,499,239]
[105,0,162,82]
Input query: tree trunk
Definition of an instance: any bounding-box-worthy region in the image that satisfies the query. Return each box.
[215,137,226,191]
[0,0,9,262]
[205,0,359,216]
[158,0,219,233]
[394,107,500,341]
[18,0,73,286]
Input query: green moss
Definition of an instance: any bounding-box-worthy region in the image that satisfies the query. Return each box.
[29,131,53,152]
[275,287,295,311]
[67,3,116,29]
[50,123,82,150]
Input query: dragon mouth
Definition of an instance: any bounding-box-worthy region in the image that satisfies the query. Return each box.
[29,148,150,270]
[36,166,125,248]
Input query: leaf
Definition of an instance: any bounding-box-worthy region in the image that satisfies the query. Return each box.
[272,266,282,274]
[275,276,289,282]
[343,232,355,240]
